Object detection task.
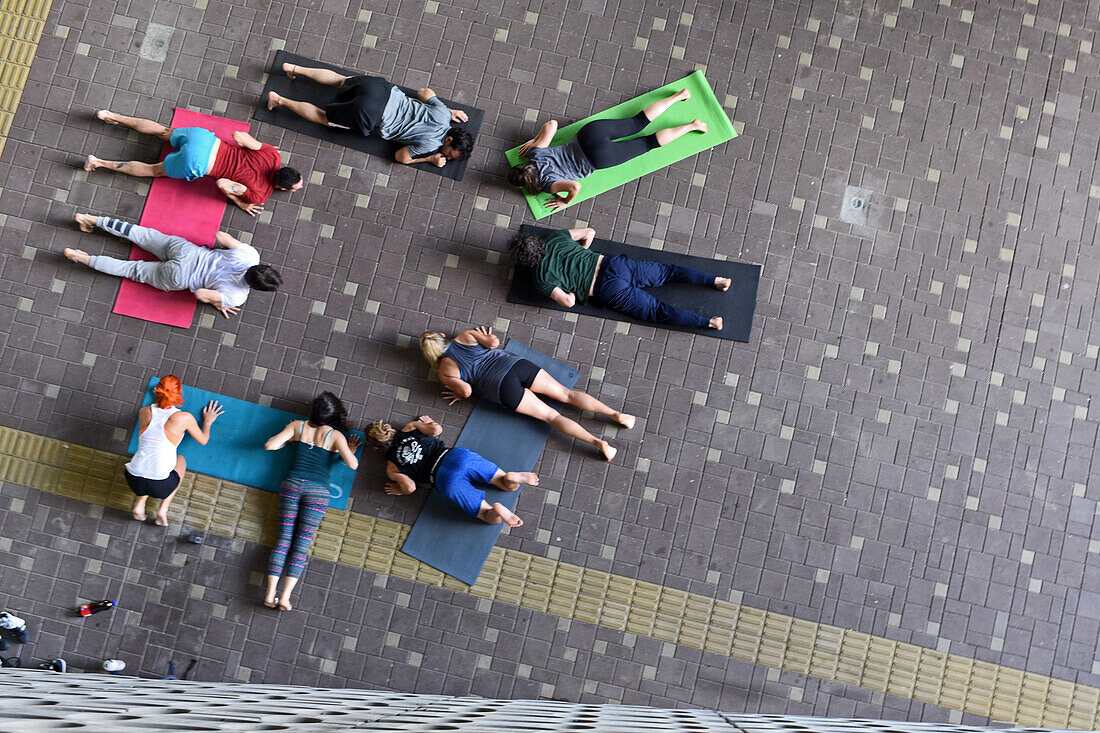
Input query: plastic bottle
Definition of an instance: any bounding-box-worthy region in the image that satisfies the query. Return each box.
[103,659,126,674]
[78,600,116,617]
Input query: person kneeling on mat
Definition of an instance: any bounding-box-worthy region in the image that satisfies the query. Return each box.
[420,327,634,461]
[65,213,282,319]
[263,393,361,611]
[367,416,534,527]
[126,375,223,527]
[84,111,303,216]
[509,228,729,330]
[266,62,474,168]
[507,88,705,210]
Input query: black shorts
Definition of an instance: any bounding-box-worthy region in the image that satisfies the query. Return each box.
[125,469,180,500]
[325,75,392,134]
[498,359,541,411]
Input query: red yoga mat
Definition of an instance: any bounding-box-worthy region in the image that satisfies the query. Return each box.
[111,109,250,328]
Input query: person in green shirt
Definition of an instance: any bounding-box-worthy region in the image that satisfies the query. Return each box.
[509,228,730,329]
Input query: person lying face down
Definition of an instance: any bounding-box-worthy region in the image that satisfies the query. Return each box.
[84,110,303,216]
[508,228,731,330]
[419,326,635,461]
[265,62,475,168]
[367,416,535,527]
[65,213,282,319]
[506,88,705,210]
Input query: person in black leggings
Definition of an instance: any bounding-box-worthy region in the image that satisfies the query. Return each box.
[507,88,706,210]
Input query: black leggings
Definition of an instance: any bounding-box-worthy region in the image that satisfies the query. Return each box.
[574,112,659,169]
[497,359,541,411]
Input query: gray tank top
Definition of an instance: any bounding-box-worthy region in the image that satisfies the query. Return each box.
[528,140,595,192]
[443,340,521,405]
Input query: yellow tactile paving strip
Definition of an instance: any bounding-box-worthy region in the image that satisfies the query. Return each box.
[0,0,52,160]
[0,425,1097,729]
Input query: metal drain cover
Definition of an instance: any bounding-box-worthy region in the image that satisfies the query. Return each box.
[840,185,875,226]
[138,24,173,62]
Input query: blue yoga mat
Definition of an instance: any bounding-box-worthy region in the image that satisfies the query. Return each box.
[128,378,362,510]
[400,340,579,585]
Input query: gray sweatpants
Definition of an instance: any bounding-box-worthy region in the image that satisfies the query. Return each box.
[87,217,203,292]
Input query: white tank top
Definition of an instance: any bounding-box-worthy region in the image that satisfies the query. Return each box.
[125,406,180,480]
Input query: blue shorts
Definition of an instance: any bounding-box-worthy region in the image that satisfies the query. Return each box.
[434,448,499,518]
[162,127,217,181]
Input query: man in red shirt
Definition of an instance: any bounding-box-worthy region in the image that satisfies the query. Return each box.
[84,110,303,216]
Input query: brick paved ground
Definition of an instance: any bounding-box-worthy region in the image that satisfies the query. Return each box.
[1,0,1098,725]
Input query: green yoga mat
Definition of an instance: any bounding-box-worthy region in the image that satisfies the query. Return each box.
[505,71,737,219]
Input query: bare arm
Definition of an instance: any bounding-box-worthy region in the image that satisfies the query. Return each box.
[214,230,244,249]
[458,326,500,349]
[569,227,596,248]
[194,289,239,319]
[265,421,299,451]
[546,180,581,211]
[438,361,474,405]
[550,287,577,308]
[231,131,263,151]
[384,461,418,495]
[329,431,359,470]
[394,146,449,167]
[216,178,262,216]
[182,401,224,446]
[518,120,558,156]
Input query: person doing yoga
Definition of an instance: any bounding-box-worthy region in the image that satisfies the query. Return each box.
[65,214,282,319]
[126,375,223,527]
[507,88,705,210]
[367,416,536,527]
[263,392,360,611]
[510,228,730,330]
[420,327,634,461]
[266,63,475,167]
[84,111,303,216]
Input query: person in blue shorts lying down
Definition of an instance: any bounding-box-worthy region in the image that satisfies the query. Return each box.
[367,415,537,527]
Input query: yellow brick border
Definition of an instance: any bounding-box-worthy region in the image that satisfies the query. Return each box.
[0,425,1097,728]
[0,0,52,160]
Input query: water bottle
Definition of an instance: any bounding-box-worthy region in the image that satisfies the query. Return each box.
[103,659,126,674]
[78,600,116,617]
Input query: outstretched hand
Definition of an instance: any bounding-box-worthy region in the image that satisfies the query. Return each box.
[348,434,362,452]
[545,197,567,211]
[240,202,263,216]
[475,325,493,337]
[450,109,469,123]
[384,481,409,496]
[202,400,225,423]
[214,304,240,319]
[441,388,465,406]
[518,139,536,157]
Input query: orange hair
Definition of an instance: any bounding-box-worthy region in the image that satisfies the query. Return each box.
[152,375,184,408]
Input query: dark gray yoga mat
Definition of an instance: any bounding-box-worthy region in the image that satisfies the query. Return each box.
[400,340,579,585]
[508,225,762,342]
[254,50,484,181]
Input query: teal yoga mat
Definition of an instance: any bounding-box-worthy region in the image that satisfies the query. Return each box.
[505,71,737,219]
[400,340,579,585]
[127,378,362,510]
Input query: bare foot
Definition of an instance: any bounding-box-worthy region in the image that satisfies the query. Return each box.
[131,510,146,521]
[281,62,296,79]
[500,471,539,490]
[615,413,636,430]
[64,248,90,265]
[96,109,118,125]
[693,119,707,134]
[154,512,169,527]
[74,213,96,232]
[266,91,281,111]
[277,598,292,611]
[263,595,279,608]
[715,277,731,291]
[83,154,100,172]
[598,440,617,461]
[709,316,723,330]
[491,503,523,528]
[675,88,691,102]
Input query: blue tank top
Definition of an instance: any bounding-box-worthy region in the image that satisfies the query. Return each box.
[443,340,521,404]
[287,424,338,485]
[528,140,595,192]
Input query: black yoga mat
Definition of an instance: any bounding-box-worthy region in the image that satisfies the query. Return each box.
[254,50,484,181]
[400,340,579,586]
[507,225,762,342]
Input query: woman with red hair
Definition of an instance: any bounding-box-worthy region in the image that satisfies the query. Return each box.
[126,375,223,526]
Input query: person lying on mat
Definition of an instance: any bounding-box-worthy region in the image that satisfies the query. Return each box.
[367,416,535,527]
[507,88,705,210]
[509,228,730,330]
[266,63,475,167]
[84,110,303,216]
[263,392,361,612]
[65,213,282,319]
[126,375,223,527]
[419,327,634,461]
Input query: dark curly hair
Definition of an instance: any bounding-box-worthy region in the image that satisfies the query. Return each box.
[444,127,475,160]
[506,163,541,195]
[507,232,546,268]
[273,166,302,190]
[243,264,283,291]
[308,391,349,431]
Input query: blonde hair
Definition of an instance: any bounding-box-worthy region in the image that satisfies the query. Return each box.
[367,421,396,445]
[419,331,448,366]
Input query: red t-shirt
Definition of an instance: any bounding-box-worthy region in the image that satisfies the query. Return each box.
[208,143,281,204]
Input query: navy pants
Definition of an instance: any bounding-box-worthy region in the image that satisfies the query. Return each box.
[593,255,713,327]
